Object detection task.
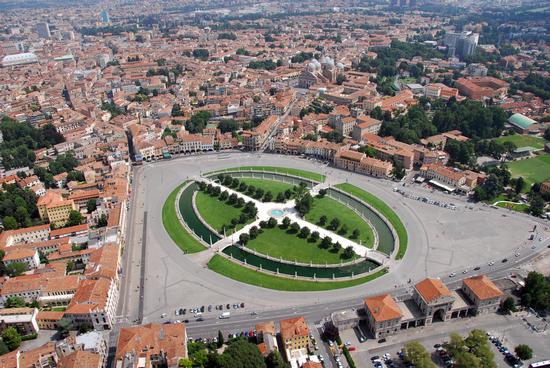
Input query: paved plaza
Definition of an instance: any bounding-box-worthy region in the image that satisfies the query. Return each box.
[118,152,549,330]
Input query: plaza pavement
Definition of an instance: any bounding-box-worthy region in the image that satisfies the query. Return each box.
[118,152,549,331]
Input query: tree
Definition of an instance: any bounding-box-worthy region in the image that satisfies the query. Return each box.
[310,231,320,242]
[282,217,291,228]
[1,327,21,351]
[86,199,97,213]
[338,224,348,236]
[97,214,108,227]
[332,242,342,252]
[267,217,277,228]
[4,296,25,308]
[249,226,259,239]
[343,246,355,259]
[514,177,525,194]
[2,216,18,230]
[521,271,550,310]
[290,222,300,233]
[320,236,332,249]
[330,217,340,231]
[351,229,360,239]
[263,191,273,203]
[529,195,545,217]
[295,192,313,217]
[265,350,289,368]
[299,227,311,238]
[317,189,327,198]
[217,330,224,348]
[501,297,517,314]
[218,339,266,368]
[319,215,327,226]
[276,192,285,203]
[336,74,346,85]
[66,210,84,227]
[514,344,533,360]
[239,233,250,245]
[403,341,435,368]
[6,262,27,277]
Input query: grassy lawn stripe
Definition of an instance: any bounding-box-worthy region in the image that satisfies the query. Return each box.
[207,255,387,291]
[237,178,296,198]
[335,183,408,259]
[207,166,325,182]
[195,191,252,234]
[162,183,206,253]
[305,196,374,247]
[246,226,356,264]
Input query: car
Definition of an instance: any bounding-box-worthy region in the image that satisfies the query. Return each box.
[175,309,180,316]
[175,320,181,323]
[200,306,205,312]
[196,317,204,322]
[226,304,231,309]
[449,272,456,277]
[502,258,508,263]
[240,302,245,308]
[378,338,387,344]
[515,252,520,257]
[160,313,167,318]
[488,261,495,266]
[181,308,186,315]
[463,269,469,274]
[183,319,189,323]
[208,305,212,312]
[371,356,380,361]
[474,266,480,271]
[251,311,258,315]
[348,346,357,352]
[345,341,351,346]
[318,355,324,362]
[434,343,442,348]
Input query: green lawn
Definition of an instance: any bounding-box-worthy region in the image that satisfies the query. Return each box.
[238,178,295,198]
[495,201,529,213]
[195,191,252,234]
[507,153,550,188]
[305,197,374,247]
[494,135,546,150]
[246,226,356,264]
[335,183,408,259]
[207,255,388,291]
[207,166,325,182]
[162,183,206,253]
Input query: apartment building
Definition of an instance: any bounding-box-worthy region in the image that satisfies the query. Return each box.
[280,317,310,353]
[115,323,187,368]
[243,115,279,151]
[419,163,466,190]
[455,77,509,101]
[361,133,414,170]
[0,224,50,249]
[334,150,393,178]
[64,278,118,331]
[3,248,41,270]
[424,83,458,100]
[37,191,76,227]
[0,307,39,335]
[352,116,382,141]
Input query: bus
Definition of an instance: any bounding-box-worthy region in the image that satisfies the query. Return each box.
[529,360,550,368]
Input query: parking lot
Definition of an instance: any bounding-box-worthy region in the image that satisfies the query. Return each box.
[341,312,549,368]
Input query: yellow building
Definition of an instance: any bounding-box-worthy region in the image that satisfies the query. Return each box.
[280,316,310,352]
[37,191,76,227]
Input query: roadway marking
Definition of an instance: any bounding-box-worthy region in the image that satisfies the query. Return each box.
[137,212,148,323]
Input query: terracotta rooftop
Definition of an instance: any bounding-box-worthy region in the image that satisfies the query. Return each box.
[415,278,453,304]
[280,316,309,341]
[364,294,402,322]
[463,275,504,301]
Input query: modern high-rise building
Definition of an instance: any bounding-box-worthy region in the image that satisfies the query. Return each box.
[35,22,51,38]
[443,31,479,59]
[100,10,110,23]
